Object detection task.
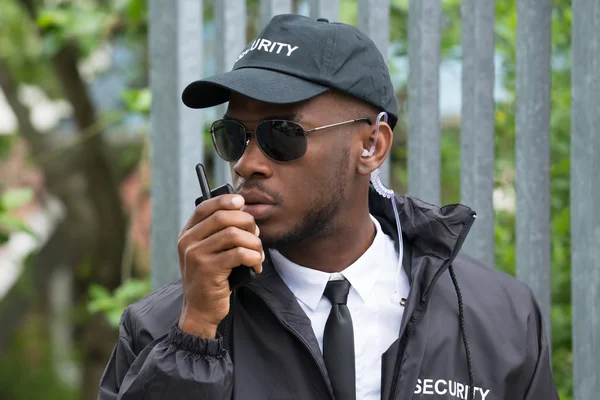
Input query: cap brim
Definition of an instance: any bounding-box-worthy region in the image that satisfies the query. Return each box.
[182,68,329,109]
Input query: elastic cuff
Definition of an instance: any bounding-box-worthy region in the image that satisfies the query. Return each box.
[168,324,225,356]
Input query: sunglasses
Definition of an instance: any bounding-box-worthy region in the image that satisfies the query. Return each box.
[209,117,372,163]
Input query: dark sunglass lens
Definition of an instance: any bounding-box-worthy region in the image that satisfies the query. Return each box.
[255,120,307,162]
[211,120,246,161]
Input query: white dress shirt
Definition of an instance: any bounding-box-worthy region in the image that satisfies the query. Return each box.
[270,215,410,400]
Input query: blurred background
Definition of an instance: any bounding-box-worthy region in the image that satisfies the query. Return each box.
[0,0,577,399]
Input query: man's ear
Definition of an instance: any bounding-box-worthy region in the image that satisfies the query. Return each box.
[357,120,393,176]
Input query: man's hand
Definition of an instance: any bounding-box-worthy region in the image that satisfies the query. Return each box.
[177,194,264,338]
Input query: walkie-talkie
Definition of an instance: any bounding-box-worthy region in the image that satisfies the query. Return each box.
[195,163,256,290]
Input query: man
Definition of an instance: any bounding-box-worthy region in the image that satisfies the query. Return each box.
[99,14,559,400]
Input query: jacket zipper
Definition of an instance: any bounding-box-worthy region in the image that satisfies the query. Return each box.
[389,213,476,400]
[246,286,336,399]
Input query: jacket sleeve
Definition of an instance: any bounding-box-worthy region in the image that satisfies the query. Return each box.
[523,288,560,400]
[98,307,233,399]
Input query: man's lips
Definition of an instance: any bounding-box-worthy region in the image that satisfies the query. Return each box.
[241,203,275,220]
[238,191,276,205]
[238,191,277,220]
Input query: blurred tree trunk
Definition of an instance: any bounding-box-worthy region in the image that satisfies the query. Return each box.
[2,1,128,398]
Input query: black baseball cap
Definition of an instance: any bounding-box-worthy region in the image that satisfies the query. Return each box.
[182,14,399,129]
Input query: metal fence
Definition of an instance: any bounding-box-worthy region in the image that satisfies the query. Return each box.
[148,0,599,398]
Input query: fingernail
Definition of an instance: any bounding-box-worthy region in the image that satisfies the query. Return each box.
[262,250,265,262]
[255,225,260,236]
[231,196,244,207]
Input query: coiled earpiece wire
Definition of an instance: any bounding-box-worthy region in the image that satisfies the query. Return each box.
[363,112,405,305]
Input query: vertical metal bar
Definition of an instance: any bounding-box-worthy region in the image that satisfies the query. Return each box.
[357,0,390,65]
[572,1,600,397]
[357,0,392,187]
[149,0,204,289]
[214,0,247,186]
[515,0,552,340]
[407,0,441,204]
[459,0,495,268]
[261,0,293,27]
[308,0,340,21]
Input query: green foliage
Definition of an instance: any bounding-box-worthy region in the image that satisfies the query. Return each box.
[88,278,151,327]
[0,187,36,244]
[0,0,148,99]
[0,317,76,400]
[1,187,34,210]
[121,88,152,115]
[113,0,148,31]
[0,1,62,98]
[0,134,16,160]
[37,5,108,58]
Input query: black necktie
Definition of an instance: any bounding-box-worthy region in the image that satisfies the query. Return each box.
[323,277,356,400]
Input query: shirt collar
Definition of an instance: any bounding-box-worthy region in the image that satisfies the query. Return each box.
[270,215,387,311]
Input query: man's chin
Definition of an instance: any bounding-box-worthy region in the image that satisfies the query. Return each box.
[259,229,305,251]
[258,234,284,251]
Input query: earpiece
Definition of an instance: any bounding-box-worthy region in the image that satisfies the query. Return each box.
[361,111,388,158]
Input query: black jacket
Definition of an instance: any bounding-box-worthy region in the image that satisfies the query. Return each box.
[98,189,560,399]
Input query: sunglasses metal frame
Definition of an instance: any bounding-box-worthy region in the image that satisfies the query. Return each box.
[210,117,372,163]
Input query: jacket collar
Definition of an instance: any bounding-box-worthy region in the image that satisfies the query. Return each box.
[367,186,476,289]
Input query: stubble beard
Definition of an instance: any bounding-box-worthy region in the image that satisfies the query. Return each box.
[261,145,351,251]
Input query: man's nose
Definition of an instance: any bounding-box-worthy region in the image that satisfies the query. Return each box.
[232,133,272,179]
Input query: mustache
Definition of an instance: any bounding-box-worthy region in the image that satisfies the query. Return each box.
[235,181,284,204]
